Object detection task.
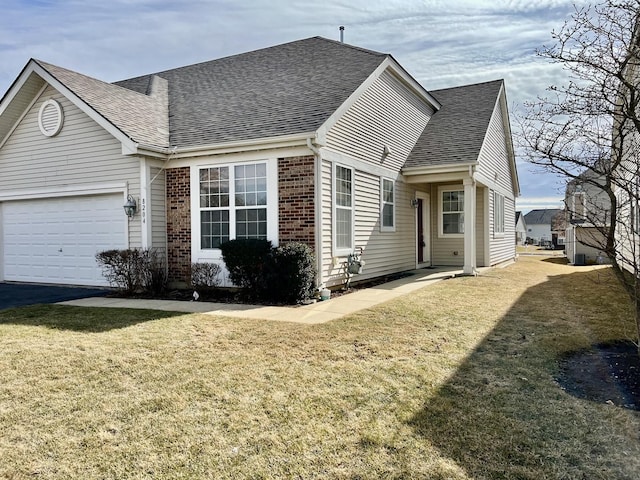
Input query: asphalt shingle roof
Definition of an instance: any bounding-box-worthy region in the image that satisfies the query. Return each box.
[35,60,169,148]
[114,37,388,148]
[405,79,504,169]
[524,209,563,225]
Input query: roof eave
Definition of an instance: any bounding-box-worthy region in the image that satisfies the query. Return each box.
[165,132,316,159]
[402,161,479,176]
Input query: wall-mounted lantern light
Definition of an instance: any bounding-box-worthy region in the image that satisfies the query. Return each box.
[411,198,420,208]
[123,194,137,218]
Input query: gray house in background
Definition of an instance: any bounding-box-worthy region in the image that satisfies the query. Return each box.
[0,37,520,288]
[524,209,564,246]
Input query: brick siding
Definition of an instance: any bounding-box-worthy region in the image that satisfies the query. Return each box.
[166,167,191,283]
[278,156,316,249]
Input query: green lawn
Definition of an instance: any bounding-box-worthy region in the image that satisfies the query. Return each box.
[0,256,638,479]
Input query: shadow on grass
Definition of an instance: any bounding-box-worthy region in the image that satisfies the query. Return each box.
[0,304,184,332]
[408,266,639,479]
[541,256,569,265]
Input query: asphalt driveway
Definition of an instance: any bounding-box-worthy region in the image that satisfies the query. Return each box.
[0,283,109,310]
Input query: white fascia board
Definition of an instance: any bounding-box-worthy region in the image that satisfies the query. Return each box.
[315,57,441,145]
[499,86,520,197]
[28,62,140,154]
[402,162,478,176]
[384,56,441,110]
[169,132,314,159]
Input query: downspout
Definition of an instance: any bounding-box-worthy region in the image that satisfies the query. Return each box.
[307,137,324,288]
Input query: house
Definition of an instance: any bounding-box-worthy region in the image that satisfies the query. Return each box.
[564,170,611,265]
[0,37,519,288]
[515,211,527,245]
[523,209,564,247]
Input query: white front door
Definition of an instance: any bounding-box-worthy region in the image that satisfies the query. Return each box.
[2,194,127,286]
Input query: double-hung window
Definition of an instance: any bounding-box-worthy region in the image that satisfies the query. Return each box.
[493,191,505,235]
[199,162,269,250]
[381,178,395,232]
[334,164,354,254]
[440,188,464,236]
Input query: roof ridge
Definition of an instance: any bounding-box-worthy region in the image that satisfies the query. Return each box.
[114,36,388,83]
[430,78,504,94]
[34,59,156,100]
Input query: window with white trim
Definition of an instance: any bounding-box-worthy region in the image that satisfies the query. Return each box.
[440,188,464,236]
[381,177,395,231]
[493,191,505,235]
[199,162,268,249]
[334,164,354,253]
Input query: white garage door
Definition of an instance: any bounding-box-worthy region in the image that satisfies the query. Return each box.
[2,194,127,286]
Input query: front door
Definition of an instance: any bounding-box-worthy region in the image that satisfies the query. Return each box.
[416,193,430,266]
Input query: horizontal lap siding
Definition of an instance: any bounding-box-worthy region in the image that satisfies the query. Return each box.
[325,70,434,170]
[477,97,516,265]
[322,166,416,287]
[321,68,435,287]
[150,166,167,252]
[353,171,415,282]
[0,86,142,247]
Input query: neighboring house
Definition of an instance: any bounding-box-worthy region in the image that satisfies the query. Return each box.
[564,170,611,265]
[523,209,564,246]
[0,37,519,288]
[515,211,527,245]
[613,21,640,275]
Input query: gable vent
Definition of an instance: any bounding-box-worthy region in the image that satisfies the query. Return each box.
[38,99,64,137]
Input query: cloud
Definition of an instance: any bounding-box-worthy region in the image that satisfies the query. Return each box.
[0,0,583,205]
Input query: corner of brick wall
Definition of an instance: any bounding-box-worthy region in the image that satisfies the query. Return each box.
[166,167,191,284]
[278,156,316,250]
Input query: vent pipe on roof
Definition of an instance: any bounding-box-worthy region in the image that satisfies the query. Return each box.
[339,26,344,43]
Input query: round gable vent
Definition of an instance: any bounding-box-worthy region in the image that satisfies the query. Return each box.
[38,99,64,137]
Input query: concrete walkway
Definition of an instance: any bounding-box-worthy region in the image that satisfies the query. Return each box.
[60,267,473,324]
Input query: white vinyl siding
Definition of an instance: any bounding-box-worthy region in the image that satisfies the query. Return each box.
[0,86,142,248]
[325,70,434,171]
[475,91,516,265]
[150,166,167,252]
[322,161,416,287]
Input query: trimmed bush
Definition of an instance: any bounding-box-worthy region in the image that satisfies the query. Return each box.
[219,239,273,298]
[266,242,316,304]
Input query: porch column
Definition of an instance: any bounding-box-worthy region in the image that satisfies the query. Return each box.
[463,177,476,275]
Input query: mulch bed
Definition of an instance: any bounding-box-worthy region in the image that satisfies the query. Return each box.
[556,341,640,411]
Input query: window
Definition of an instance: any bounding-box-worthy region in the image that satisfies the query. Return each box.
[334,164,354,253]
[381,178,395,231]
[571,191,585,223]
[198,162,268,250]
[440,188,464,236]
[494,191,505,235]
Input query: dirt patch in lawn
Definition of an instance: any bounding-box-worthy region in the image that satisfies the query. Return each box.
[557,340,640,411]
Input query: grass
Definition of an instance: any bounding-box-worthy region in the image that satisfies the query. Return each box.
[0,256,638,479]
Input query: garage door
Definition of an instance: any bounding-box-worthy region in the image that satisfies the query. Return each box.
[2,194,126,286]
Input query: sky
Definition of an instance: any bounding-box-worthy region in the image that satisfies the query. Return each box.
[0,0,593,213]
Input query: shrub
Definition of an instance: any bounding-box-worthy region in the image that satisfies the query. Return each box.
[191,262,222,290]
[266,242,316,304]
[219,239,272,298]
[96,248,167,295]
[141,249,168,296]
